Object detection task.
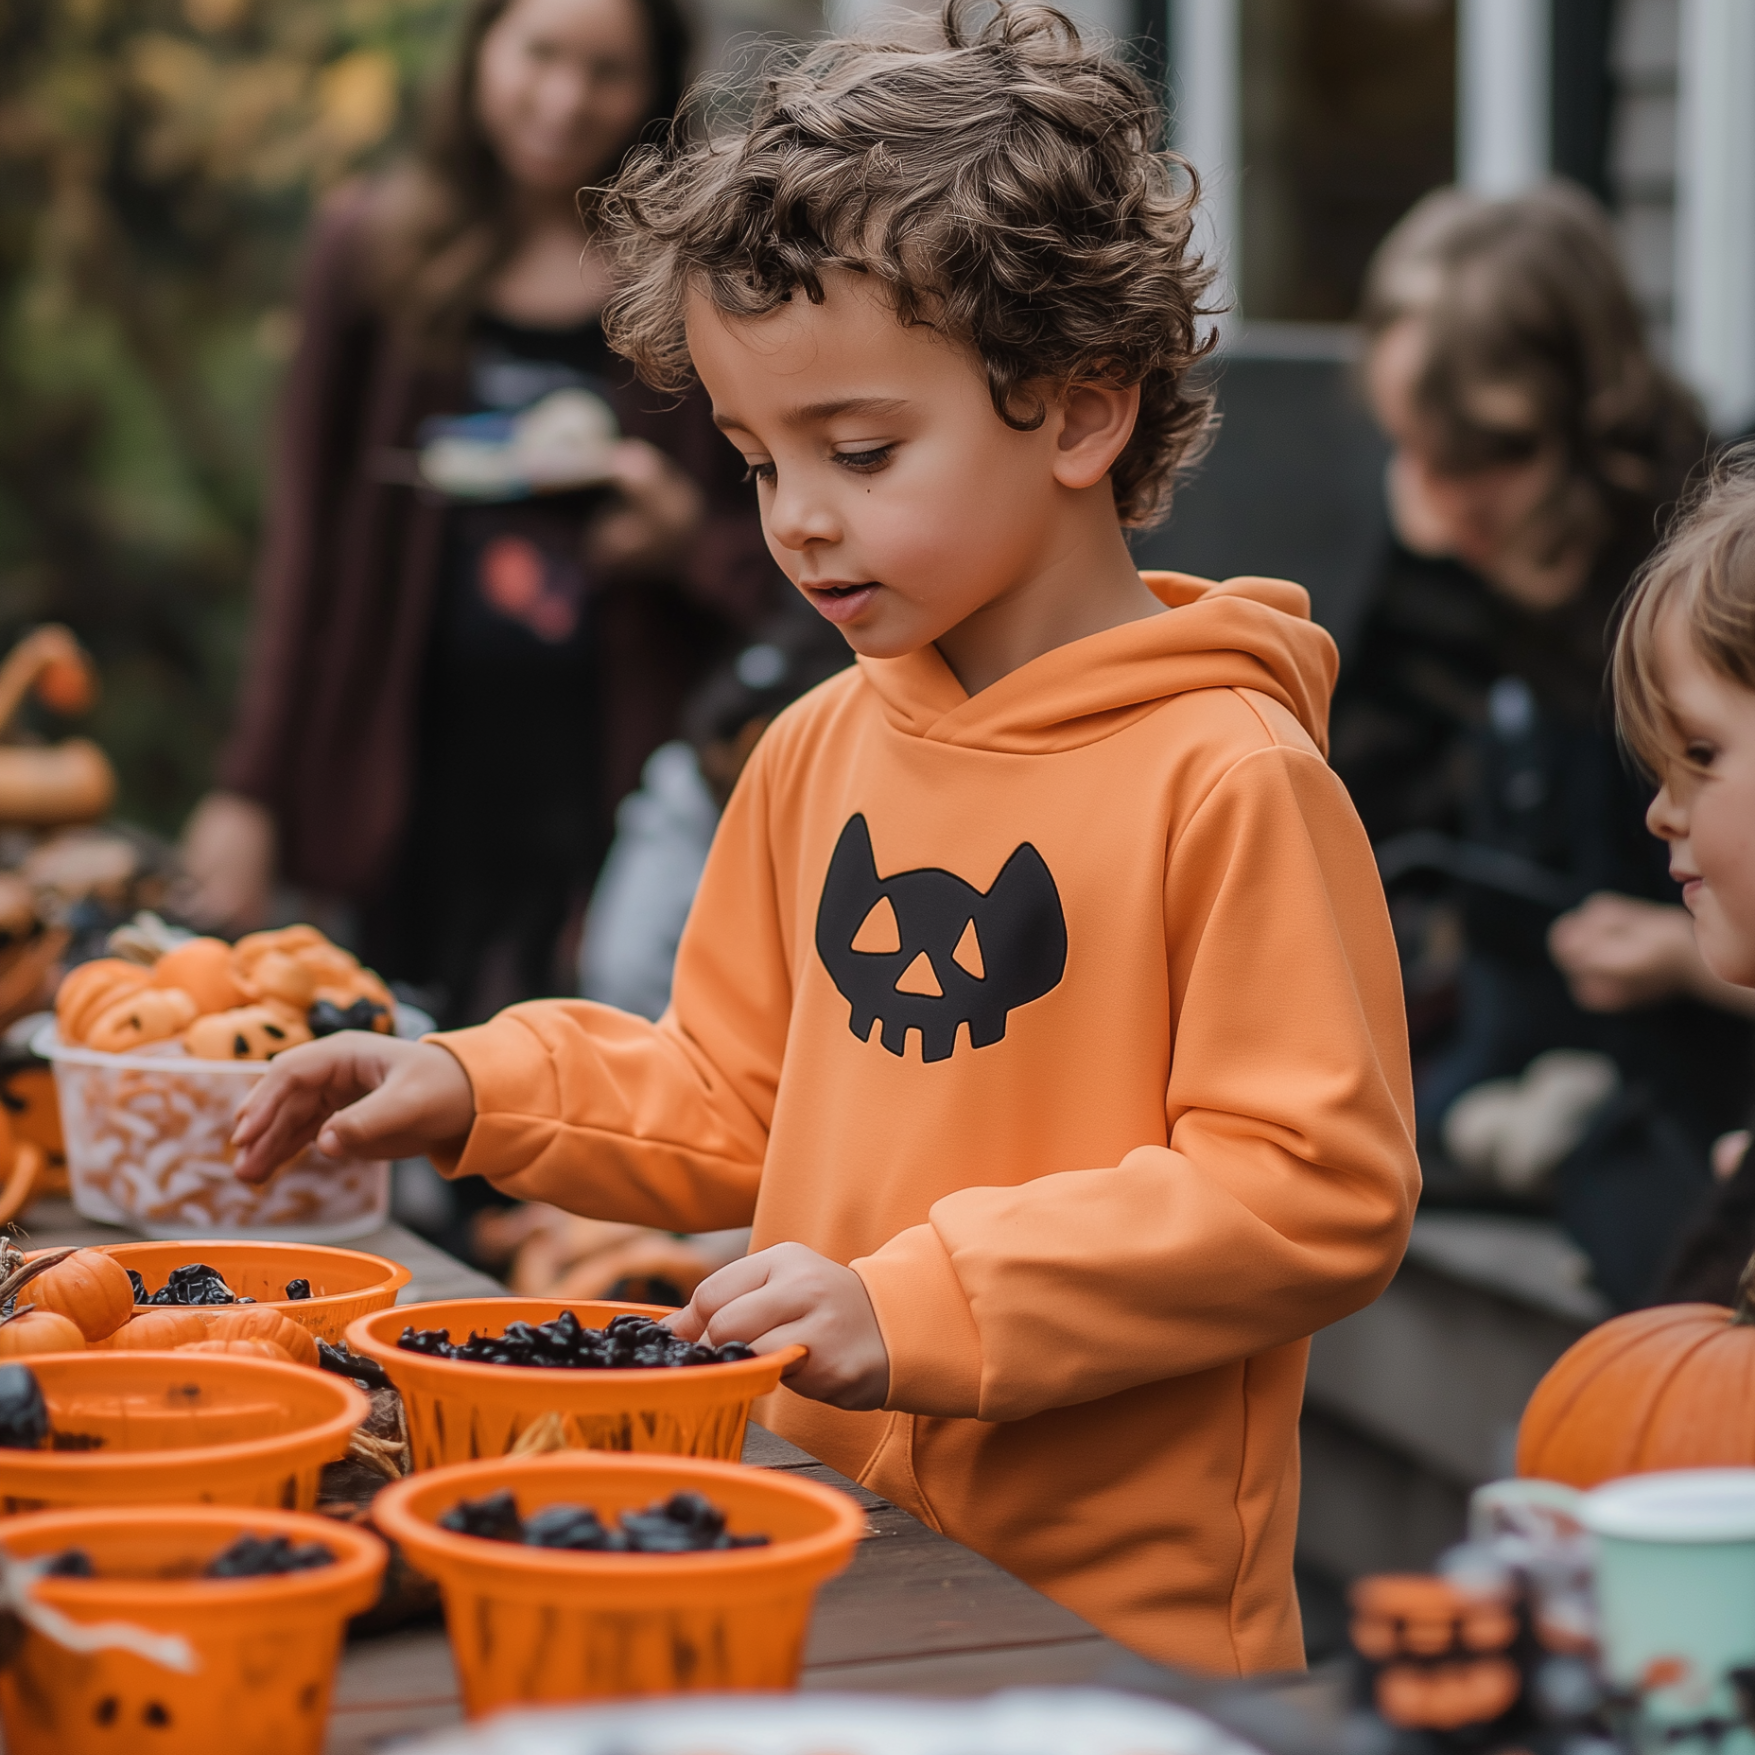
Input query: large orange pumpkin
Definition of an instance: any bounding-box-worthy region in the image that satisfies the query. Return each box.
[28,1248,133,1341]
[1518,1256,1755,1486]
[0,1309,84,1356]
[96,1309,208,1350]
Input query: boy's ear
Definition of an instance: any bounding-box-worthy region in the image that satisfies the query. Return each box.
[1050,381,1141,492]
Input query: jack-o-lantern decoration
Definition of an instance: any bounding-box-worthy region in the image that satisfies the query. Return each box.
[81,985,197,1055]
[55,921,395,1063]
[185,1003,312,1062]
[1350,1574,1522,1732]
[1518,1250,1755,1487]
[55,958,150,1045]
[0,625,114,827]
[0,1047,66,1197]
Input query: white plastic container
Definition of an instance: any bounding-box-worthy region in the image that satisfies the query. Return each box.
[33,1016,414,1242]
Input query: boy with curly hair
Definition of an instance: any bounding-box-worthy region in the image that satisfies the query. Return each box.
[237,2,1418,1672]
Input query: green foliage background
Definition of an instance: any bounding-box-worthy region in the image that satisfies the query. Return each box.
[0,0,458,833]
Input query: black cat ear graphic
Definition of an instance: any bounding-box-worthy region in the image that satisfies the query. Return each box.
[815,814,1066,1062]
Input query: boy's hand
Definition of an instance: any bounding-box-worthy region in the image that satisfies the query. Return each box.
[230,1033,475,1184]
[666,1242,890,1411]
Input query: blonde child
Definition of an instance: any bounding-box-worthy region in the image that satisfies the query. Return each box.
[1615,458,1755,995]
[233,1,1417,1672]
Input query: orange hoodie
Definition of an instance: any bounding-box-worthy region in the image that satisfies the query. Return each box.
[434,572,1419,1674]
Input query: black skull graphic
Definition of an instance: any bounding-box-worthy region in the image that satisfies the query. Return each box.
[815,814,1067,1062]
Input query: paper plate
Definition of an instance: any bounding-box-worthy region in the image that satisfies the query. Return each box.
[402,1688,1266,1755]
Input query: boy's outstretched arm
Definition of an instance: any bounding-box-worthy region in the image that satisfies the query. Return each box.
[334,747,792,1237]
[231,1034,476,1181]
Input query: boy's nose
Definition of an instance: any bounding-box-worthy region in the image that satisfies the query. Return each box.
[764,478,840,553]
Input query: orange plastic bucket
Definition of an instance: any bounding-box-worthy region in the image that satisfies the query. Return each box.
[0,1351,369,1513]
[346,1299,804,1467]
[0,1503,385,1755]
[68,1239,410,1345]
[373,1451,863,1713]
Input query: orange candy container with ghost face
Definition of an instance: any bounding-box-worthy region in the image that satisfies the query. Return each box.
[1350,1574,1523,1733]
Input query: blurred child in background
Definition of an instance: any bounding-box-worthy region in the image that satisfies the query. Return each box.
[1330,184,1751,1305]
[579,603,853,1019]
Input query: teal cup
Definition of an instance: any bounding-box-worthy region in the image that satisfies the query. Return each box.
[1583,1468,1755,1755]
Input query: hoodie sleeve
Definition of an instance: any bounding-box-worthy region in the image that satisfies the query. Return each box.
[851,738,1420,1424]
[427,751,788,1231]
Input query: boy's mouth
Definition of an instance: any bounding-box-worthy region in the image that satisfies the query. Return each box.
[802,581,880,625]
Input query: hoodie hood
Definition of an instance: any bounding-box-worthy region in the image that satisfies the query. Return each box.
[855,571,1339,757]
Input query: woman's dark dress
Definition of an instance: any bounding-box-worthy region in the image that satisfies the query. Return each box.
[221,185,780,1025]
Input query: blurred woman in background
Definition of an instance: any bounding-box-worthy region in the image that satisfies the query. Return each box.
[1330,183,1751,1305]
[181,0,776,1028]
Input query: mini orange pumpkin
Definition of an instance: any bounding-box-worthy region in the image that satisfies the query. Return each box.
[55,957,149,1044]
[82,985,198,1054]
[1349,1575,1521,1732]
[28,1247,133,1341]
[178,1337,292,1363]
[202,1304,318,1367]
[0,1308,84,1355]
[232,926,326,974]
[184,1003,312,1061]
[1518,1250,1755,1487]
[96,1309,208,1350]
[240,949,317,1010]
[150,936,245,1013]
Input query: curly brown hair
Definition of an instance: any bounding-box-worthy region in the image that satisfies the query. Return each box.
[597,0,1216,527]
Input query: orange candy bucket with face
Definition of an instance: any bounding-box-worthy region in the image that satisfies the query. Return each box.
[89,1239,411,1345]
[0,1352,368,1514]
[346,1299,804,1467]
[372,1451,864,1714]
[0,1504,385,1755]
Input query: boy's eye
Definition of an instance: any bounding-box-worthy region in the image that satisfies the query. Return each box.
[833,446,893,473]
[1686,740,1717,769]
[742,461,776,485]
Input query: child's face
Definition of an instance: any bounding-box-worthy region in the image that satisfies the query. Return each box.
[1644,605,1755,986]
[686,272,1135,660]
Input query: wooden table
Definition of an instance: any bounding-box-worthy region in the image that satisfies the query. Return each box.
[20,1200,1158,1754]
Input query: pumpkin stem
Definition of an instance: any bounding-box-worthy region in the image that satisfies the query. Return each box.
[1733,1250,1755,1325]
[0,1246,77,1314]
